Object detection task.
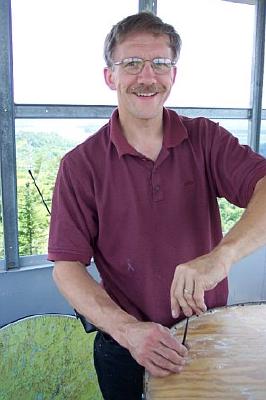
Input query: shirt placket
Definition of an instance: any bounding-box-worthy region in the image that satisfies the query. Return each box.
[151,166,163,202]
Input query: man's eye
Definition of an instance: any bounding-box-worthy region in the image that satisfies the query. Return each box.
[125,60,141,68]
[153,59,171,69]
[154,62,165,68]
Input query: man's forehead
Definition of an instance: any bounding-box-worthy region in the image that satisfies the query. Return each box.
[117,31,170,46]
[113,32,172,57]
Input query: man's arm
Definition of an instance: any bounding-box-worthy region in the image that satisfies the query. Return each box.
[170,175,266,318]
[53,261,187,377]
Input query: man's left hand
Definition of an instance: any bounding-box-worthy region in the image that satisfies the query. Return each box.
[170,251,230,318]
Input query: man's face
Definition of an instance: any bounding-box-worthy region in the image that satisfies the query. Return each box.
[104,32,177,122]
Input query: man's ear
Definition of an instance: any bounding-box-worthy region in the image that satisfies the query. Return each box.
[104,67,117,90]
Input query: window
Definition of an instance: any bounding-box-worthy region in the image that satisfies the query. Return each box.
[0,0,264,270]
[11,0,138,104]
[260,121,266,157]
[16,119,107,256]
[212,119,248,145]
[158,0,254,108]
[262,42,266,110]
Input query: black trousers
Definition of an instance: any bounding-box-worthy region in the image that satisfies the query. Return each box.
[93,331,145,400]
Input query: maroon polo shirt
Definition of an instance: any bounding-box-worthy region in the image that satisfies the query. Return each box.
[48,108,266,327]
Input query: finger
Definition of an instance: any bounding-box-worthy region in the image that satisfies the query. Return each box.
[175,280,194,317]
[145,361,172,378]
[177,298,193,317]
[150,352,186,374]
[183,286,205,315]
[155,343,187,365]
[170,277,182,318]
[183,291,198,315]
[160,335,188,358]
[183,279,194,298]
[193,280,207,313]
[183,280,196,307]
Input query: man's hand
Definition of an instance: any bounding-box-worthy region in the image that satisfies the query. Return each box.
[170,177,266,319]
[170,251,230,318]
[123,321,188,377]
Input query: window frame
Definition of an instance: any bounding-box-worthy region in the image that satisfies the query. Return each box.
[0,0,265,271]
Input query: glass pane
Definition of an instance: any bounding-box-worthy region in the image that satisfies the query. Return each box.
[262,44,266,109]
[260,121,266,157]
[16,119,107,256]
[11,0,138,104]
[218,198,244,234]
[157,0,254,108]
[211,119,248,145]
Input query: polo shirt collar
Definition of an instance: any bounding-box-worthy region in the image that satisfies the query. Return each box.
[110,108,188,158]
[109,109,138,158]
[162,107,188,148]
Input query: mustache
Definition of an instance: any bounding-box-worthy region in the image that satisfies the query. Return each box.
[129,84,164,94]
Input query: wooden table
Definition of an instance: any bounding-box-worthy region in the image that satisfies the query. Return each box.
[145,303,266,399]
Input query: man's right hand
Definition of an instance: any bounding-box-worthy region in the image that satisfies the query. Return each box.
[52,262,188,377]
[121,321,188,377]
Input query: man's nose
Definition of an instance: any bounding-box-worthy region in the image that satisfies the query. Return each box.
[137,61,157,82]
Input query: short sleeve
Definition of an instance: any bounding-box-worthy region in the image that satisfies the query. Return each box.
[207,123,266,208]
[48,153,98,265]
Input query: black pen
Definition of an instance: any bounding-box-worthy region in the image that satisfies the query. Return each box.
[182,317,189,346]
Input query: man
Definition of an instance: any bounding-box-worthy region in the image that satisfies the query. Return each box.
[48,12,266,400]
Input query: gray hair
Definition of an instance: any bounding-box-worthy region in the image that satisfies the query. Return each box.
[104,12,182,67]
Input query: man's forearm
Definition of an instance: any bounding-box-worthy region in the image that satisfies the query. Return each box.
[215,175,266,270]
[170,176,266,318]
[53,261,137,345]
[53,261,188,377]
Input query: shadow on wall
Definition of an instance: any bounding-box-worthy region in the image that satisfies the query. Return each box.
[0,263,100,328]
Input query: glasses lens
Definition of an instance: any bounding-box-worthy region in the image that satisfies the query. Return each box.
[122,58,143,74]
[152,58,172,73]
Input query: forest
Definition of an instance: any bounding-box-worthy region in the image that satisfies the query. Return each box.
[0,129,247,259]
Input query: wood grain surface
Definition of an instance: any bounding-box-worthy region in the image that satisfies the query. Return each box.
[145,303,266,400]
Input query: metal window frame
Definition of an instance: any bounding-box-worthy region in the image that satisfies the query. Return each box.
[0,0,19,270]
[249,0,266,151]
[0,0,265,271]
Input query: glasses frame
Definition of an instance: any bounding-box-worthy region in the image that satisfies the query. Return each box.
[112,57,176,75]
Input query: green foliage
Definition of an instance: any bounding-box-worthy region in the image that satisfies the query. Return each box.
[0,315,102,400]
[218,198,244,233]
[18,182,49,255]
[16,131,76,256]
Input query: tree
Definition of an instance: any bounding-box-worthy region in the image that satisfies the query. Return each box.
[16,131,76,256]
[218,198,244,233]
[18,182,49,255]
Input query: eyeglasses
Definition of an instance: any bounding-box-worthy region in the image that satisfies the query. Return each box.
[112,57,176,75]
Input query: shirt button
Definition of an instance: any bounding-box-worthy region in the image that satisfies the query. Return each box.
[154,185,160,192]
